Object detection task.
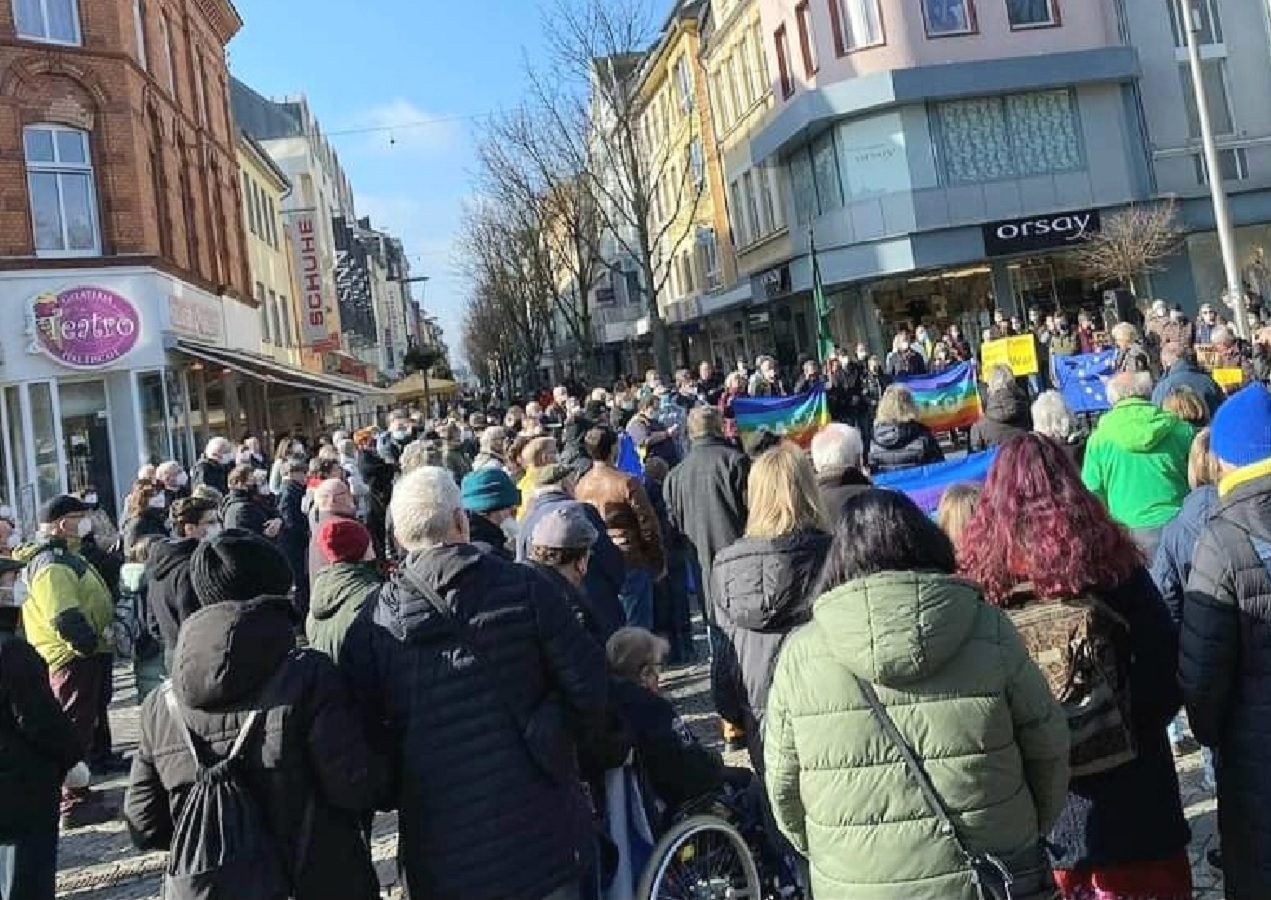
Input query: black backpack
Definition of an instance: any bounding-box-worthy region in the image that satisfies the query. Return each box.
[160,683,294,900]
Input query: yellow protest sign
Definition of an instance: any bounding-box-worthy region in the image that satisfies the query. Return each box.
[1213,367,1245,389]
[980,335,1038,377]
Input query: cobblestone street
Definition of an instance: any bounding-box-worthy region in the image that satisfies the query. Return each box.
[56,662,1225,899]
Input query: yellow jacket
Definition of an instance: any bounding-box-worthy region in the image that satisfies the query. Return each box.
[22,539,114,671]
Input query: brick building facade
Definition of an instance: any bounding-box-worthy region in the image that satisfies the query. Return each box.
[0,0,248,297]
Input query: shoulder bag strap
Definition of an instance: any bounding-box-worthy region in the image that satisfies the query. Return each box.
[398,566,530,735]
[854,676,974,861]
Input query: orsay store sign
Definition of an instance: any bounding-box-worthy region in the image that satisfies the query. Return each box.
[982,209,1101,257]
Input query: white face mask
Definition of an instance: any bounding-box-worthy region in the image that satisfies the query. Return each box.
[84,493,99,507]
[202,524,222,541]
[500,517,520,544]
[147,494,165,510]
[0,506,11,520]
[258,483,272,496]
[6,531,20,550]
[176,472,189,488]
[76,517,93,538]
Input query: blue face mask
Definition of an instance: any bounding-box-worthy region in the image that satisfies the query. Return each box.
[392,429,410,441]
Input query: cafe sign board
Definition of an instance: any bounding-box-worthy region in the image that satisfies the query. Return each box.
[982,209,1101,257]
[27,286,140,369]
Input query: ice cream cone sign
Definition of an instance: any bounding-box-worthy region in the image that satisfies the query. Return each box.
[31,292,63,351]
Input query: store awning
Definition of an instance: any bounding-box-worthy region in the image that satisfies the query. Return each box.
[175,340,385,398]
[387,372,459,401]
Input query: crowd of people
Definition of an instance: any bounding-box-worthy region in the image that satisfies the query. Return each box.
[3,298,1271,900]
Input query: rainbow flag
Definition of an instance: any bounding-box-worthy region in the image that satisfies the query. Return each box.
[733,387,830,448]
[874,448,998,515]
[897,362,982,431]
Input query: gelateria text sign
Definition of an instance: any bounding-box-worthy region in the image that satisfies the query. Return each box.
[287,212,339,353]
[27,286,140,369]
[982,209,1101,257]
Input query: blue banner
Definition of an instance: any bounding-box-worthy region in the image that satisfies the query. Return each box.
[874,448,999,515]
[1054,350,1116,414]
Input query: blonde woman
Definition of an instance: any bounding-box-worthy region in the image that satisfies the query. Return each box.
[708,441,831,768]
[936,482,981,557]
[869,384,944,473]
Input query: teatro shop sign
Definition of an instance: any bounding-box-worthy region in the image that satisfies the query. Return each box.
[982,208,1101,257]
[27,285,140,369]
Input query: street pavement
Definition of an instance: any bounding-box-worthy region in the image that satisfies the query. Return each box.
[56,660,1223,899]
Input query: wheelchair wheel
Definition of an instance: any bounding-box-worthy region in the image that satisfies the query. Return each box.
[637,814,763,900]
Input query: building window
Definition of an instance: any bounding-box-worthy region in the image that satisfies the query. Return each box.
[699,228,721,289]
[775,25,794,98]
[812,131,843,212]
[743,171,762,240]
[796,1,819,76]
[759,166,778,234]
[1006,0,1059,27]
[278,294,293,346]
[688,140,705,187]
[1168,0,1222,46]
[921,0,977,36]
[711,69,732,132]
[675,56,694,113]
[829,0,885,53]
[1180,60,1234,137]
[730,180,749,246]
[23,125,100,257]
[1194,147,1247,184]
[267,196,278,248]
[159,14,176,95]
[194,55,209,126]
[256,282,271,343]
[790,149,817,224]
[738,33,758,104]
[13,0,81,44]
[935,89,1082,184]
[133,0,149,69]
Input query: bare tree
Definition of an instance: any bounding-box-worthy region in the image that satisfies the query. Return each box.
[476,103,604,379]
[1074,200,1184,297]
[535,0,708,377]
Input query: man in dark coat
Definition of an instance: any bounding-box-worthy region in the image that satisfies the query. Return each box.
[810,423,872,521]
[519,464,625,637]
[664,407,750,620]
[340,466,608,900]
[1152,344,1225,418]
[1182,384,1271,900]
[969,366,1033,452]
[278,461,312,619]
[189,437,234,495]
[0,557,86,896]
[460,467,520,560]
[125,531,382,900]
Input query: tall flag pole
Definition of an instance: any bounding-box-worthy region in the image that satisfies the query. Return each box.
[810,228,835,364]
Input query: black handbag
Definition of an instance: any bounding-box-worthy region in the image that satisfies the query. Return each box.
[855,676,1058,900]
[401,567,571,785]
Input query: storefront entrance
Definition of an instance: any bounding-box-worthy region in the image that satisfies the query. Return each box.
[59,380,118,521]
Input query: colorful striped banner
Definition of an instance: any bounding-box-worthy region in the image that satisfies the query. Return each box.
[874,448,999,515]
[897,362,982,432]
[733,387,830,448]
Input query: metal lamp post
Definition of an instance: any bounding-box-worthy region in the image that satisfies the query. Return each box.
[1179,0,1247,339]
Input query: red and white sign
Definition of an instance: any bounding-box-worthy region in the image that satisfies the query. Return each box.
[286,213,338,353]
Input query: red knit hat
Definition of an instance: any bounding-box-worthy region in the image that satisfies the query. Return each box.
[317,518,371,564]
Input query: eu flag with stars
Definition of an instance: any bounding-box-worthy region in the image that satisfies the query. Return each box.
[1054,350,1117,414]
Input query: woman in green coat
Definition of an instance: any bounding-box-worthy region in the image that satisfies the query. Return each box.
[763,490,1070,900]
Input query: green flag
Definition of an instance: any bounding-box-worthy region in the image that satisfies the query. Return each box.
[810,228,835,364]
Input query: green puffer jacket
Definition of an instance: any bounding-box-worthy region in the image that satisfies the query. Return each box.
[764,571,1069,900]
[306,562,382,664]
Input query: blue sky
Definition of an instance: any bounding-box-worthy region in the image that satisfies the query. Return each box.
[228,0,549,368]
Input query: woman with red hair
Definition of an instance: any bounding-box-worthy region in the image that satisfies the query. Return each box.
[959,432,1191,900]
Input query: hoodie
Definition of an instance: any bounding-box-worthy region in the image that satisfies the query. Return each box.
[1081,398,1194,528]
[125,597,382,900]
[144,538,201,666]
[763,572,1069,900]
[306,562,382,664]
[968,386,1032,452]
[869,420,944,473]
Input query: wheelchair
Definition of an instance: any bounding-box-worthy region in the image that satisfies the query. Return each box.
[604,763,804,900]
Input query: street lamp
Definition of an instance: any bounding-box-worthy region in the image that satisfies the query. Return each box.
[1179,0,1247,339]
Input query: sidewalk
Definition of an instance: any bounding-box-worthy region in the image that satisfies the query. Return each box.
[56,661,1223,898]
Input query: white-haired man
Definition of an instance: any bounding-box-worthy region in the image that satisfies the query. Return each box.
[340,467,607,900]
[810,423,871,519]
[190,437,234,495]
[1082,371,1192,557]
[1111,322,1152,375]
[154,460,189,507]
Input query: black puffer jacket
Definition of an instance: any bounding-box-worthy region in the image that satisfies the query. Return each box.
[709,530,831,771]
[340,543,608,900]
[222,489,270,536]
[1182,470,1271,900]
[124,597,382,900]
[0,607,81,838]
[145,538,201,666]
[190,457,231,495]
[869,420,944,473]
[969,387,1032,452]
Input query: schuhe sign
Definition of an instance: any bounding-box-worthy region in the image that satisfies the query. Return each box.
[287,212,338,353]
[28,286,140,369]
[982,209,1101,257]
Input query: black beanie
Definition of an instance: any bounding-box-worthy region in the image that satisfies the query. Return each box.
[190,529,293,607]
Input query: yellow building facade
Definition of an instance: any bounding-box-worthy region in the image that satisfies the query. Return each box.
[235,134,310,371]
[700,0,794,367]
[631,3,738,368]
